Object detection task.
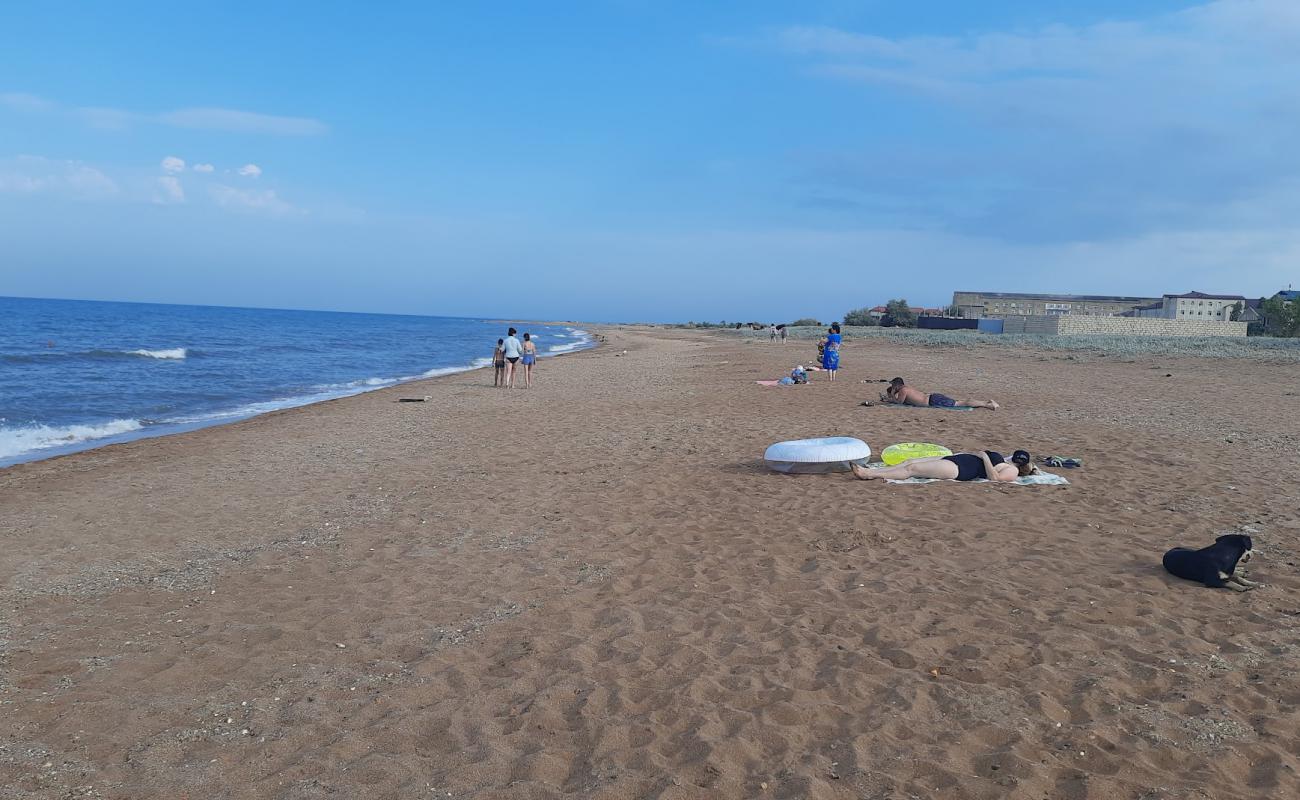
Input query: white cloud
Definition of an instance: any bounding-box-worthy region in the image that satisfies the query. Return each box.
[0,92,56,112]
[0,92,328,136]
[158,108,328,136]
[0,155,118,198]
[153,175,185,205]
[161,156,186,174]
[209,184,297,216]
[237,163,263,178]
[193,163,215,173]
[745,0,1300,242]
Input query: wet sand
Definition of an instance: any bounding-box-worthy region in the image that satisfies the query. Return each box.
[2,327,1298,799]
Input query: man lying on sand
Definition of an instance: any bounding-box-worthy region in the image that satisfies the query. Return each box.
[880,377,1000,410]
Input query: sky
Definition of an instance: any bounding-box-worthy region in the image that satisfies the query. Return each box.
[1,0,1297,322]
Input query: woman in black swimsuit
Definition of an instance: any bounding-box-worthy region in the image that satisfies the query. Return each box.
[850,449,1037,482]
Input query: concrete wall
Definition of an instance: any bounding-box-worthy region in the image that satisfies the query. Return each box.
[1055,316,1247,337]
[996,315,1246,337]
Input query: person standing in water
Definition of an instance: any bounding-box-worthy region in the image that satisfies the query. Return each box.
[521,332,538,388]
[491,338,506,388]
[501,327,523,389]
[821,323,842,381]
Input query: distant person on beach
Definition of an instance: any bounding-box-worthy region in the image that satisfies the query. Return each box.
[821,323,841,381]
[881,377,1000,410]
[851,449,1036,482]
[492,338,506,388]
[769,323,777,341]
[521,332,538,388]
[778,324,787,344]
[502,328,523,389]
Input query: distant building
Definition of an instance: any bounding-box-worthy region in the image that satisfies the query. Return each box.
[1134,291,1247,321]
[951,291,1160,319]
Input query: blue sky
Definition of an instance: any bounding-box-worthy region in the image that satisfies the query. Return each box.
[2,0,1296,321]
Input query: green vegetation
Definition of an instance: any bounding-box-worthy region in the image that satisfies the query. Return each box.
[789,318,822,327]
[682,320,730,328]
[842,307,878,326]
[881,299,917,328]
[1254,296,1300,337]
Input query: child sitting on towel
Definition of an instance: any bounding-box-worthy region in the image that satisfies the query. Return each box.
[790,365,809,384]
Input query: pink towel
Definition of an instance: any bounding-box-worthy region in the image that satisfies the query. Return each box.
[755,380,782,386]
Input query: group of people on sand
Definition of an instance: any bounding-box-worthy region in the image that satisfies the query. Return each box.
[492,327,538,389]
[780,323,1026,482]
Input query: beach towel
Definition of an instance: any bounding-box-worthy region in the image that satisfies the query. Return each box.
[865,463,1070,486]
[756,379,782,386]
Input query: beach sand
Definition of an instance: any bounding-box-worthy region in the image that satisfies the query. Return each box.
[2,327,1298,799]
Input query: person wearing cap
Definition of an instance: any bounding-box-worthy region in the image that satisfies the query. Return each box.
[881,377,1000,410]
[849,449,1038,482]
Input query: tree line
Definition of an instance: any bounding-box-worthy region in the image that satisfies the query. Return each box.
[842,299,930,328]
[1234,297,1300,337]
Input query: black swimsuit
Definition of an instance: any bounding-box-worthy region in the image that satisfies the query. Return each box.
[943,451,1004,481]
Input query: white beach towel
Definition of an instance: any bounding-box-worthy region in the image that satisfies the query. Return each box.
[865,463,1069,486]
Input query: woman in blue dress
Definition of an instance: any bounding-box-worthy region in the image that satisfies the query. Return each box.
[821,323,842,381]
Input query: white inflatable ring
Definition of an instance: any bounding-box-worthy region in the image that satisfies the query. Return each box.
[764,436,872,474]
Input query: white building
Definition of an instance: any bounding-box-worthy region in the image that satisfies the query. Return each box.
[1137,291,1247,321]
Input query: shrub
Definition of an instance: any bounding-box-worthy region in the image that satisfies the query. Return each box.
[842,307,878,326]
[881,299,917,328]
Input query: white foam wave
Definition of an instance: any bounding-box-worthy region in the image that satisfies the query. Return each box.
[420,359,491,378]
[0,419,144,461]
[129,348,187,360]
[546,328,595,354]
[547,341,586,353]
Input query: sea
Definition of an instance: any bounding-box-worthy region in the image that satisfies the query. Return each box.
[0,296,593,467]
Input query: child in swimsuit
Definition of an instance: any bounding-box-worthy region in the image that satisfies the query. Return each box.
[492,339,505,387]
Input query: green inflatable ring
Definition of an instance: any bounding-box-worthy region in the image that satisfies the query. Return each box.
[881,442,952,466]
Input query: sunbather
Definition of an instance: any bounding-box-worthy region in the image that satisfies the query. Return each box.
[881,377,999,410]
[850,449,1037,482]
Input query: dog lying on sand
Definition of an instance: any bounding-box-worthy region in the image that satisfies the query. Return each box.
[1163,534,1260,591]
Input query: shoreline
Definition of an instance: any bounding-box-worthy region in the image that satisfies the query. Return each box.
[3,326,1297,799]
[0,330,600,470]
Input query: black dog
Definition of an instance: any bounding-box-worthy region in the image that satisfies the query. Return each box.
[1162,534,1259,591]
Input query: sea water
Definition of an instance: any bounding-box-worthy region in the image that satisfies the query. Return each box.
[0,297,593,466]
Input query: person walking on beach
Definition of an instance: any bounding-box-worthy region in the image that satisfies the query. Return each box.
[880,377,999,409]
[502,327,523,389]
[821,323,842,381]
[521,332,538,388]
[769,323,777,342]
[779,324,787,344]
[492,338,506,388]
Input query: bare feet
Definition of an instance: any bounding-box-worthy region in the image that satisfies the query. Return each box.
[849,462,877,480]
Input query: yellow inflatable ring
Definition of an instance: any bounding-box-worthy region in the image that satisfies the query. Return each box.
[881,442,952,466]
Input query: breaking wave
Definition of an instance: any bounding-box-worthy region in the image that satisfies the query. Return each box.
[0,419,144,461]
[128,347,187,359]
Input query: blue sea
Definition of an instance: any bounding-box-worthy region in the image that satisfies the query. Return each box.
[0,297,593,466]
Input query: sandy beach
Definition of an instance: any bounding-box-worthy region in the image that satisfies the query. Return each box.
[3,327,1298,800]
